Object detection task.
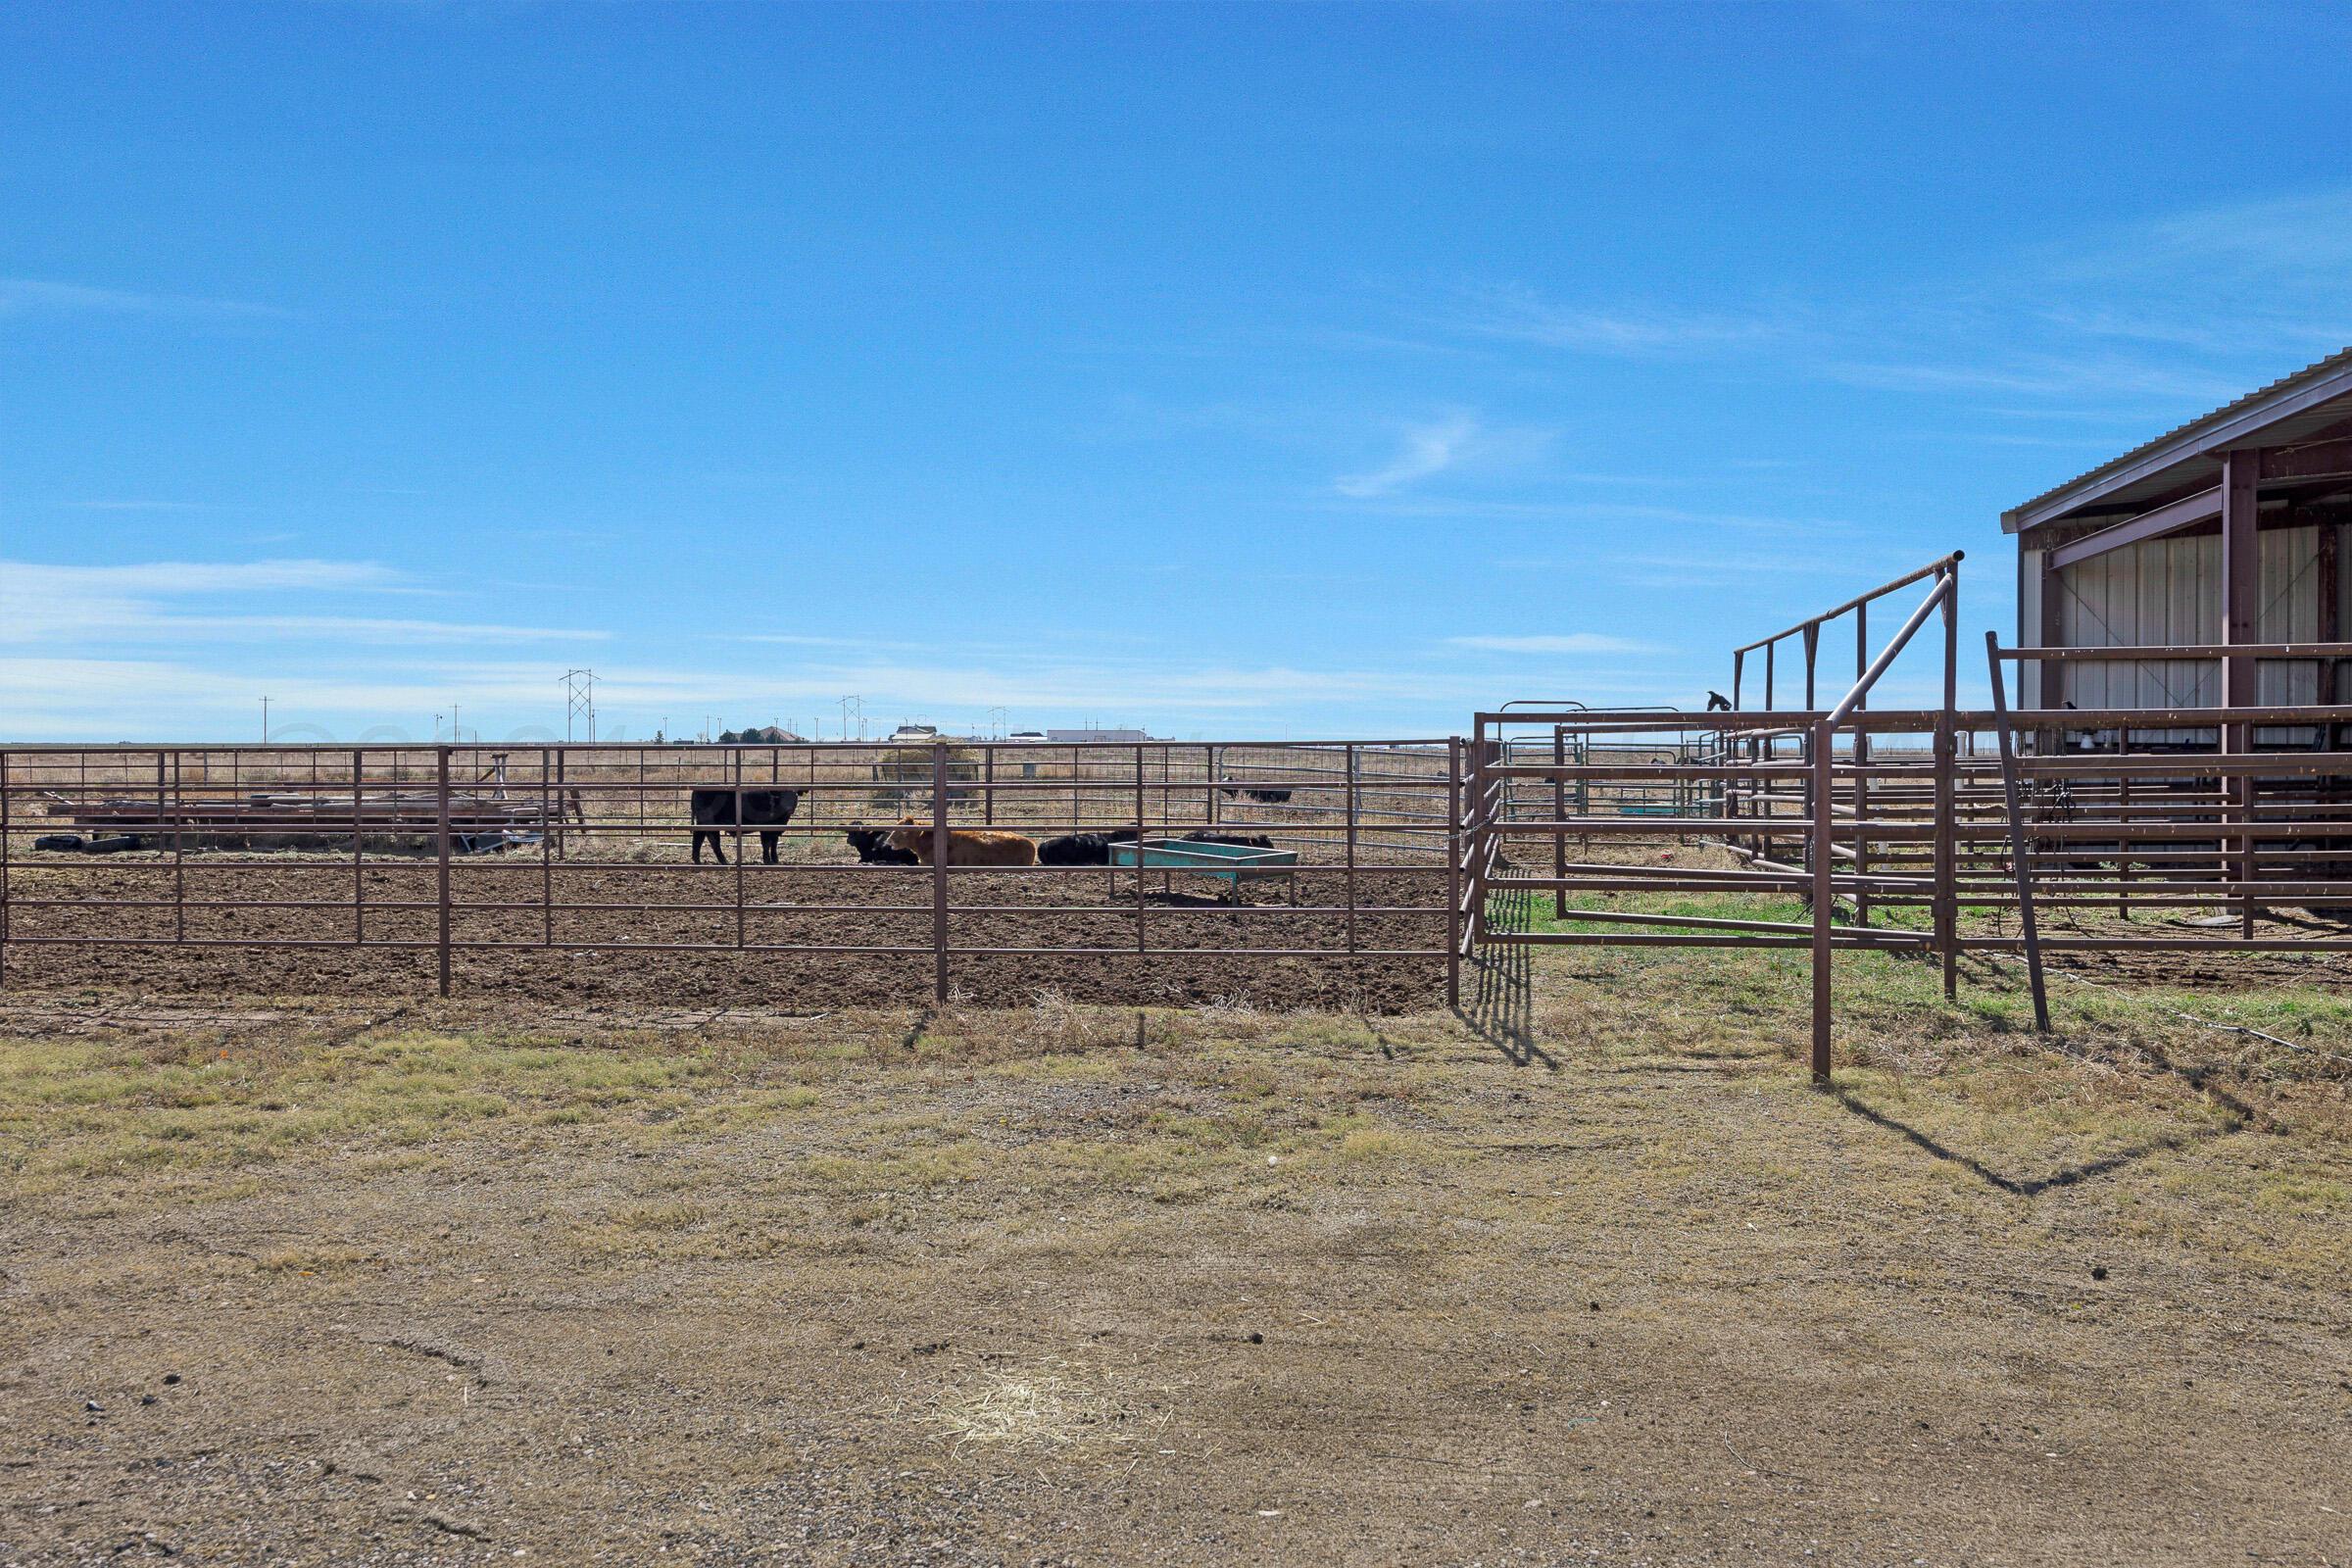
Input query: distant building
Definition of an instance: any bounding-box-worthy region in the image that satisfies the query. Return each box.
[887,723,939,742]
[1043,727,1152,744]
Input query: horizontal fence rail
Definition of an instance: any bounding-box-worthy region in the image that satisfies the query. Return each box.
[0,739,1461,1005]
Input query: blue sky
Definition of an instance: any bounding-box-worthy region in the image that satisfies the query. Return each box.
[6,2,2350,742]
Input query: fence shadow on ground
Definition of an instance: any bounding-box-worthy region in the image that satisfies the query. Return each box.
[1830,1091,2231,1196]
[1452,886,1555,1069]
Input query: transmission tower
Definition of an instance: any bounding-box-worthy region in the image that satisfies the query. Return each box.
[838,695,864,742]
[564,669,597,742]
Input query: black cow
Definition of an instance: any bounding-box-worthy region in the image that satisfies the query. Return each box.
[1219,786,1293,805]
[689,788,801,863]
[845,827,921,865]
[1042,829,1273,865]
[1039,833,1112,865]
[1185,830,1274,850]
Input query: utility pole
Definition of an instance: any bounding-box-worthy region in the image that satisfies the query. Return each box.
[261,695,270,742]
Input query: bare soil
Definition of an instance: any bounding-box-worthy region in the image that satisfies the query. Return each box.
[2,967,2349,1566]
[0,858,1446,1011]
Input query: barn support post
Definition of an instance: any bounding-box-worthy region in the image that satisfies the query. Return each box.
[1809,717,1835,1085]
[435,745,453,999]
[2320,523,2342,746]
[1445,736,1462,1008]
[932,743,951,1004]
[2222,450,2259,938]
[2036,551,2066,759]
[1984,634,2052,1033]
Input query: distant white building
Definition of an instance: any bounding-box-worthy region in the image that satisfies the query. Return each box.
[1043,727,1151,744]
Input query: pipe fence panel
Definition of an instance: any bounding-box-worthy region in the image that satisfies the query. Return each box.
[0,739,1461,1003]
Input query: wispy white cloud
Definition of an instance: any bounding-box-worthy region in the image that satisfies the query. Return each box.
[0,559,603,648]
[1445,633,1658,656]
[1334,413,1485,497]
[2056,189,2352,286]
[0,276,285,321]
[1447,283,1792,357]
[62,499,226,513]
[1817,351,2247,405]
[1435,190,2351,428]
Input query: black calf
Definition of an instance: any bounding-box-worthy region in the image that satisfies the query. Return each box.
[845,827,921,865]
[689,787,801,864]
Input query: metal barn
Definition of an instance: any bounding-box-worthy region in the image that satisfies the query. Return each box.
[2005,347,2352,741]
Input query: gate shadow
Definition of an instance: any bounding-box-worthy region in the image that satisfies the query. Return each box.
[1452,885,1555,1069]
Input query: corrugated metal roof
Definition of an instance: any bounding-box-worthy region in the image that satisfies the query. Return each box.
[2003,345,2352,533]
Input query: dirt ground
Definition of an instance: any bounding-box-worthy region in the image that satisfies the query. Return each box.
[0,858,1446,1011]
[3,938,2350,1567]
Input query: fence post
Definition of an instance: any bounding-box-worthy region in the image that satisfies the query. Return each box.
[540,748,553,948]
[1852,603,1869,929]
[733,748,747,950]
[1468,723,1491,947]
[1135,744,1149,955]
[353,749,368,946]
[436,745,453,999]
[1984,633,2052,1033]
[1345,742,1358,956]
[1810,718,1835,1084]
[169,751,185,944]
[1551,726,1567,920]
[1446,736,1462,1007]
[1938,566,1960,999]
[932,742,950,1004]
[1934,710,1957,996]
[0,751,10,988]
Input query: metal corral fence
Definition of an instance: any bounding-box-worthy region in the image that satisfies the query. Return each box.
[1466,555,2352,1081]
[0,738,1467,1002]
